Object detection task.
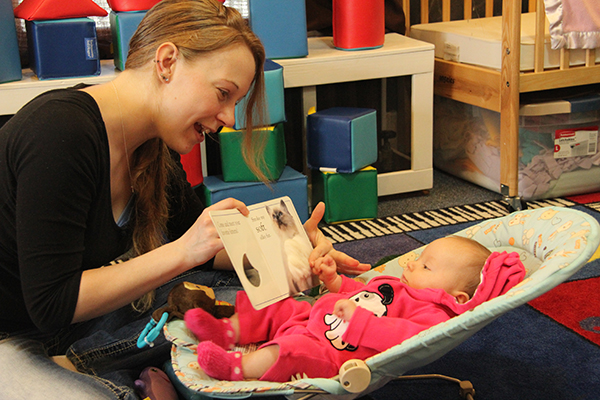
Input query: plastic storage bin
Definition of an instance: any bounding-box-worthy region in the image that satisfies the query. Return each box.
[433,92,600,200]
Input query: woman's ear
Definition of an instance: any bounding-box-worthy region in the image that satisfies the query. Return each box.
[154,42,179,83]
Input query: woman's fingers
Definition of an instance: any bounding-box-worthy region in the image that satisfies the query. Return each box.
[208,198,249,216]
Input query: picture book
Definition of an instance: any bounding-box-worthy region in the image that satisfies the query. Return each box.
[209,196,319,309]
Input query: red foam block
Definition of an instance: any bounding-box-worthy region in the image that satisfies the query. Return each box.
[107,0,160,12]
[14,0,108,20]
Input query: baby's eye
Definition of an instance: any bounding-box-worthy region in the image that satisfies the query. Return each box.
[218,89,229,100]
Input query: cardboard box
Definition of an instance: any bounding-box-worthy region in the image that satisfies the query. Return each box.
[433,92,600,200]
[307,107,378,173]
[201,166,308,222]
[26,18,100,80]
[312,166,378,223]
[220,124,286,182]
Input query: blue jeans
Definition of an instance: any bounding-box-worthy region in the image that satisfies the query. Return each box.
[0,269,242,400]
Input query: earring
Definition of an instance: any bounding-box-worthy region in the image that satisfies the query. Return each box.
[161,74,169,82]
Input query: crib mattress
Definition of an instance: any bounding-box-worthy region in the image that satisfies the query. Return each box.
[410,12,600,71]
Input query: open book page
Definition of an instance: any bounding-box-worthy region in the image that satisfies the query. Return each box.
[209,196,319,309]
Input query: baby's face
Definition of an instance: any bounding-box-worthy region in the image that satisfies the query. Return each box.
[400,238,471,297]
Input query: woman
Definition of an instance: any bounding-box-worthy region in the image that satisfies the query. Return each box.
[0,1,368,398]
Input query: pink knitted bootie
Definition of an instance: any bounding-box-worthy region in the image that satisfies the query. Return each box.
[196,341,244,381]
[184,308,236,350]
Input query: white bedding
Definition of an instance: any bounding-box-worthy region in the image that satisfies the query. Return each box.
[410,12,600,71]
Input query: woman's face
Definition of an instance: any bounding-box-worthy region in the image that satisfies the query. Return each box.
[157,43,256,154]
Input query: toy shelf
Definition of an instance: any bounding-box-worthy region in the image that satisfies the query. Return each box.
[0,33,434,197]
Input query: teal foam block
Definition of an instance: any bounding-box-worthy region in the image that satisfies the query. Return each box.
[248,0,308,59]
[0,0,22,83]
[234,59,285,130]
[307,107,378,173]
[201,166,308,222]
[109,11,146,71]
[26,18,100,80]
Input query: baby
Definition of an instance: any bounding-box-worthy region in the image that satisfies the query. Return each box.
[184,236,525,382]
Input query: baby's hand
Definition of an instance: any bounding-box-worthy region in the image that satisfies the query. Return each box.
[312,254,337,281]
[334,299,357,321]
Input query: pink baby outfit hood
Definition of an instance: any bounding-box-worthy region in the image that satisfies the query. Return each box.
[441,251,526,314]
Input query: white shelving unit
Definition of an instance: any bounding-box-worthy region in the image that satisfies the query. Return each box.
[277,33,435,196]
[0,33,434,196]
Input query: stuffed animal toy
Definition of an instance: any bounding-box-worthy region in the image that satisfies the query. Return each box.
[152,282,235,323]
[138,282,235,349]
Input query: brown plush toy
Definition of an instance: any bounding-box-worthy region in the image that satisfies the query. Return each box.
[152,282,235,323]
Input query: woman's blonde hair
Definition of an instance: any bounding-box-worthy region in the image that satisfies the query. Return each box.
[124,0,267,312]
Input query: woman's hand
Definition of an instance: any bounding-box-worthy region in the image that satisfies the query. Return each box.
[177,198,249,268]
[305,202,371,275]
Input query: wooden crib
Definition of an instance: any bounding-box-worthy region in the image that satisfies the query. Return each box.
[403,0,600,209]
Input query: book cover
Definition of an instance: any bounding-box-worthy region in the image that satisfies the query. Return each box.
[209,196,319,309]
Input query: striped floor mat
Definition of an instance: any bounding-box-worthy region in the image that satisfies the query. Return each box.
[321,197,577,244]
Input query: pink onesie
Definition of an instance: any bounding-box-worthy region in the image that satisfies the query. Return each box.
[235,251,525,382]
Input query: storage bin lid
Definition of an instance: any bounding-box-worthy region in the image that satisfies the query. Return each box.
[520,92,600,116]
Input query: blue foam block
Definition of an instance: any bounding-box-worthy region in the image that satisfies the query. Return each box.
[234,59,285,129]
[202,166,308,222]
[109,11,146,71]
[307,107,378,173]
[249,0,308,59]
[0,0,22,83]
[26,18,100,80]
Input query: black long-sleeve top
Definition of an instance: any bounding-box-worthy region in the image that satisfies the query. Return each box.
[0,88,206,333]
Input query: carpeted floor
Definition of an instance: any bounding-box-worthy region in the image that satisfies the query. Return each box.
[322,172,600,400]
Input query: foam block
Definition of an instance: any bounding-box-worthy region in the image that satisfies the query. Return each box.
[311,166,378,224]
[307,107,378,173]
[14,0,107,20]
[201,166,308,222]
[107,0,159,12]
[180,144,203,187]
[0,0,22,83]
[109,10,146,71]
[234,59,285,130]
[333,0,385,50]
[248,0,308,59]
[26,18,100,80]
[219,124,286,182]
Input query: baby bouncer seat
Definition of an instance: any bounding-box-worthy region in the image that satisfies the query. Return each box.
[163,206,600,399]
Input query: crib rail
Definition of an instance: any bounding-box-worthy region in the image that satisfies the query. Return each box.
[404,0,600,93]
[404,0,600,202]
